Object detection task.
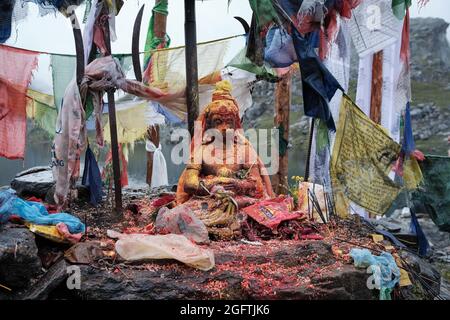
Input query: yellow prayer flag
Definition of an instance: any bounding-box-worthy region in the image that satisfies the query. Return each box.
[150,39,229,92]
[403,157,423,190]
[104,100,149,145]
[331,95,401,215]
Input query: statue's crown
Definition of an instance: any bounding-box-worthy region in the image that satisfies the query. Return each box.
[214,80,232,94]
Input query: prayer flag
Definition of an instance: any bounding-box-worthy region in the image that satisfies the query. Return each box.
[0,45,39,159]
[331,95,401,215]
[292,28,342,131]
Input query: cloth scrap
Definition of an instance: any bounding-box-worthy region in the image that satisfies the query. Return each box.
[292,28,342,131]
[0,188,85,234]
[82,146,103,206]
[51,80,86,208]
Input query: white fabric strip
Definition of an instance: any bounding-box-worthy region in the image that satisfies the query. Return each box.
[309,17,351,193]
[82,0,98,65]
[146,141,169,188]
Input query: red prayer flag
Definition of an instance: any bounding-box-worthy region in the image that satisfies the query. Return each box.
[0,45,39,159]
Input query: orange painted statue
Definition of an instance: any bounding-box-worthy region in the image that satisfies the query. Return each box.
[176,81,274,239]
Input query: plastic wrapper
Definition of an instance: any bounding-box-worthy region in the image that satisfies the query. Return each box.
[155,206,210,244]
[350,248,401,300]
[114,233,215,271]
[241,195,304,230]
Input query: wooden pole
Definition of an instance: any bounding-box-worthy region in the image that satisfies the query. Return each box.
[273,74,291,194]
[184,0,199,137]
[146,0,167,186]
[366,50,384,219]
[103,6,122,215]
[370,51,383,124]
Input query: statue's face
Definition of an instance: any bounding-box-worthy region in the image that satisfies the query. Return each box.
[209,114,236,134]
[206,101,238,134]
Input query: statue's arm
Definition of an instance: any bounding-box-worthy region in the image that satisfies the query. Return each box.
[184,145,203,194]
[184,164,201,194]
[242,145,268,198]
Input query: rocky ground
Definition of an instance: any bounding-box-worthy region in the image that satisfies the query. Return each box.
[374,208,450,299]
[0,213,438,300]
[0,169,447,300]
[0,222,377,300]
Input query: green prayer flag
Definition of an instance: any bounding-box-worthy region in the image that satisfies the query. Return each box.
[315,119,329,152]
[51,54,76,111]
[248,0,279,28]
[412,156,450,232]
[392,0,412,20]
[227,48,278,81]
[143,0,170,69]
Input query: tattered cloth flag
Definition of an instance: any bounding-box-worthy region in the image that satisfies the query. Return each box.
[51,54,76,110]
[264,26,297,68]
[308,16,352,193]
[395,102,424,190]
[396,103,428,256]
[248,0,279,28]
[331,95,401,215]
[102,144,128,189]
[142,0,170,83]
[0,45,39,159]
[295,0,362,60]
[412,156,450,232]
[26,89,58,138]
[402,102,416,155]
[246,0,280,66]
[292,28,342,131]
[228,47,278,82]
[392,4,424,191]
[23,1,86,14]
[52,80,87,208]
[1,1,84,44]
[392,0,412,20]
[0,0,14,43]
[410,206,429,256]
[82,146,103,206]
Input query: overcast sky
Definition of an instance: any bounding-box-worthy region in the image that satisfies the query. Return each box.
[5,0,450,55]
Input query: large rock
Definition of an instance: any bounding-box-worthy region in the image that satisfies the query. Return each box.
[9,165,90,204]
[410,103,450,140]
[400,250,441,299]
[44,184,90,205]
[411,18,450,82]
[20,259,68,300]
[11,167,55,199]
[73,241,376,300]
[0,225,42,290]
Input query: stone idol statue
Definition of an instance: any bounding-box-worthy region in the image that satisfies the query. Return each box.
[176,81,274,239]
